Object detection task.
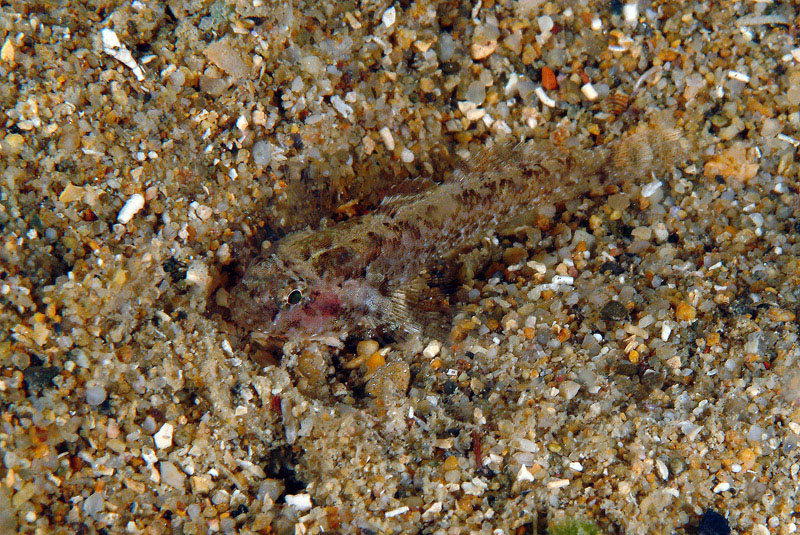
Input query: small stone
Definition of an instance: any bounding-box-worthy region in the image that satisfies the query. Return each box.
[600,301,628,321]
[300,55,323,76]
[185,261,212,291]
[204,40,249,79]
[85,386,107,406]
[379,126,395,150]
[675,301,696,321]
[744,331,766,355]
[680,422,703,441]
[560,380,580,400]
[365,360,410,399]
[516,464,534,482]
[382,6,396,27]
[466,81,486,105]
[423,340,441,359]
[357,340,380,357]
[1,37,14,63]
[22,366,61,391]
[655,458,669,480]
[471,25,499,60]
[117,194,145,224]
[160,461,186,489]
[3,133,25,155]
[252,141,272,166]
[703,144,758,182]
[83,492,104,518]
[698,509,730,535]
[712,481,731,493]
[58,183,85,203]
[153,423,174,449]
[541,66,557,90]
[285,493,312,511]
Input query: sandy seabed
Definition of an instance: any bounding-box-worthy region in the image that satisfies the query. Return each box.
[1,1,799,534]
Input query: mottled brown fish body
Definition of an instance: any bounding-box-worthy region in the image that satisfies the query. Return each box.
[231,125,683,344]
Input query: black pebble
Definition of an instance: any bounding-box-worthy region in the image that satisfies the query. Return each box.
[600,300,628,321]
[23,366,61,390]
[598,261,625,275]
[698,509,730,535]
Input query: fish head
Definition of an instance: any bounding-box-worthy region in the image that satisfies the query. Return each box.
[230,253,353,343]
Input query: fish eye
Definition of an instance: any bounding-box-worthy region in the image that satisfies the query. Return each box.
[287,289,303,305]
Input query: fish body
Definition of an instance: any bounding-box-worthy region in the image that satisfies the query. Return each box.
[231,125,682,345]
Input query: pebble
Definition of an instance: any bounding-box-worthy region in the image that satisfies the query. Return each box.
[381,6,396,28]
[117,194,145,224]
[423,340,441,359]
[600,301,628,321]
[698,509,730,535]
[160,461,186,489]
[581,83,599,101]
[516,465,534,482]
[379,127,395,150]
[285,493,313,511]
[85,386,107,406]
[252,141,272,166]
[541,67,557,91]
[203,41,249,79]
[675,301,696,321]
[153,423,174,449]
[466,81,486,105]
[560,380,580,400]
[82,492,104,518]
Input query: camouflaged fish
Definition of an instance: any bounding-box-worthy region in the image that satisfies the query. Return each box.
[231,124,683,346]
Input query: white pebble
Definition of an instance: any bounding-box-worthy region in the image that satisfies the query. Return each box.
[382,6,396,28]
[185,261,211,291]
[547,478,570,489]
[591,17,603,31]
[285,493,313,511]
[561,380,580,400]
[385,506,410,518]
[252,141,272,165]
[655,458,669,480]
[330,95,353,120]
[581,83,599,101]
[117,193,145,224]
[153,423,174,449]
[641,180,663,197]
[680,422,703,441]
[568,461,583,472]
[622,3,638,24]
[423,340,442,359]
[517,464,534,482]
[728,70,750,83]
[660,322,672,342]
[534,86,556,108]
[713,481,731,493]
[379,126,395,150]
[236,115,248,132]
[85,385,107,406]
[400,148,415,163]
[538,15,554,34]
